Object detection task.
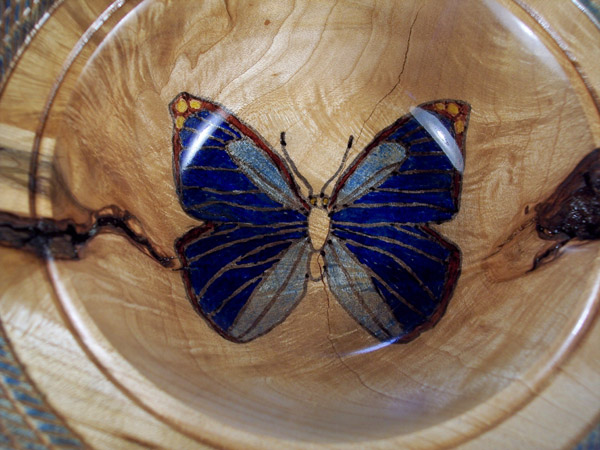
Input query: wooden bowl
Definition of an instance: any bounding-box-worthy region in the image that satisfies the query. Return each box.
[1,1,599,448]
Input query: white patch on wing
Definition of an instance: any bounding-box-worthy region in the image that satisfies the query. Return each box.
[324,236,403,340]
[334,142,406,206]
[227,139,304,210]
[229,238,311,341]
[411,107,464,173]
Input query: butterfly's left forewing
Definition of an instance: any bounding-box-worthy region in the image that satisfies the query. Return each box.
[171,93,311,342]
[325,100,469,342]
[172,93,309,225]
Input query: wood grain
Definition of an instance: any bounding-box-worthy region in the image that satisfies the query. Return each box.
[0,0,599,448]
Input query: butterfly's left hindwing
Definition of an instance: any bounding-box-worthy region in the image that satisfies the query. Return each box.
[177,223,311,343]
[171,93,311,342]
[325,100,469,342]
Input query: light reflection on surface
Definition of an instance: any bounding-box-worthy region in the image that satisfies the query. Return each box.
[411,107,465,173]
[483,0,566,77]
[180,117,220,170]
[341,337,399,357]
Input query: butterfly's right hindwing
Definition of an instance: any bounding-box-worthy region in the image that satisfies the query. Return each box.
[324,224,459,342]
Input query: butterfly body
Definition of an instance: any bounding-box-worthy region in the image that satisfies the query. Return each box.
[307,201,330,247]
[170,93,469,344]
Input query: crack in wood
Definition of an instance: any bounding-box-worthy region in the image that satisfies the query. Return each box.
[318,258,400,403]
[354,5,422,148]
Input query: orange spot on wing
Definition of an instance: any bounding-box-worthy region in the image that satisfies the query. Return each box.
[176,99,188,113]
[454,120,464,134]
[447,103,459,116]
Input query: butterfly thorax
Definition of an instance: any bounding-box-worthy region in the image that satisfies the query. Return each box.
[307,201,331,252]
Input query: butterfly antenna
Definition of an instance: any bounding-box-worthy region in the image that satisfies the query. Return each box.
[280,131,313,197]
[321,135,354,195]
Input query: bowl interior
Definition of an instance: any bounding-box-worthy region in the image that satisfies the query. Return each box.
[45,0,600,443]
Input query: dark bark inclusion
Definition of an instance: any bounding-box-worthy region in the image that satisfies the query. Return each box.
[534,148,600,268]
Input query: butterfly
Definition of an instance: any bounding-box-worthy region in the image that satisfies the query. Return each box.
[170,92,470,344]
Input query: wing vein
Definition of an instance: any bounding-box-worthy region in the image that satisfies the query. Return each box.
[182,127,229,145]
[208,276,264,318]
[407,137,436,145]
[393,225,446,244]
[184,166,241,172]
[341,238,438,303]
[398,169,453,175]
[182,187,263,195]
[337,202,452,211]
[236,244,309,338]
[328,244,394,338]
[226,140,305,211]
[182,145,226,151]
[333,226,444,263]
[233,255,282,269]
[375,188,448,194]
[366,269,428,318]
[188,228,303,263]
[409,151,446,156]
[189,201,291,212]
[202,241,295,308]
[333,221,417,228]
[336,163,404,206]
[394,125,425,141]
[191,114,240,139]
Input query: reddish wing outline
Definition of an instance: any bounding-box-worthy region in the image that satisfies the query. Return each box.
[325,100,469,343]
[395,224,461,343]
[169,92,311,212]
[328,100,470,211]
[169,94,469,344]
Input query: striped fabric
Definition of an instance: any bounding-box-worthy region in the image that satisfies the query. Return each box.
[0,324,83,449]
[0,0,60,88]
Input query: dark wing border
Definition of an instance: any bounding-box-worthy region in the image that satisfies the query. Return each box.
[329,100,470,211]
[169,92,311,212]
[397,224,460,343]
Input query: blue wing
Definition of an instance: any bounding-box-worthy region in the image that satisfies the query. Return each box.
[329,100,469,225]
[177,223,311,342]
[325,100,469,342]
[324,223,459,342]
[172,93,309,225]
[171,93,311,342]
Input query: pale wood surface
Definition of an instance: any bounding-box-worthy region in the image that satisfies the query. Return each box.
[0,0,599,448]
